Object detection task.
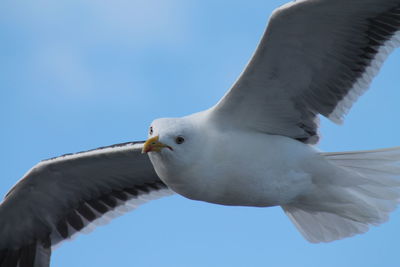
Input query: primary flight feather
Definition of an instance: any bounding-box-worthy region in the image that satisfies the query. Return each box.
[1,0,400,266]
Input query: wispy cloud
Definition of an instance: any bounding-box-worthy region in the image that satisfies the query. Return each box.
[1,0,191,100]
[27,44,94,96]
[2,0,189,46]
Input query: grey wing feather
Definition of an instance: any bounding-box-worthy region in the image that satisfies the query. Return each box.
[211,0,400,144]
[0,141,173,267]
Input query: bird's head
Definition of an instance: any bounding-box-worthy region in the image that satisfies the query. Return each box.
[141,112,220,199]
[142,117,199,161]
[142,116,205,185]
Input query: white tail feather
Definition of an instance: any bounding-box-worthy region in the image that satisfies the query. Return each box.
[283,147,400,243]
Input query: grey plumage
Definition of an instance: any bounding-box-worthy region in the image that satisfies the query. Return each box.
[213,0,400,144]
[0,142,173,266]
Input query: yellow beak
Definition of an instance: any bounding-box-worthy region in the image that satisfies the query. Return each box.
[142,136,172,153]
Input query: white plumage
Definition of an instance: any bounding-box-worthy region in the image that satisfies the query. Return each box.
[147,110,400,243]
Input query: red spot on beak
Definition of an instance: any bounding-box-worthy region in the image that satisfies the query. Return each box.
[143,146,153,153]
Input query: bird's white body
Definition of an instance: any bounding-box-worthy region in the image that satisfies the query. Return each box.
[150,112,324,207]
[148,111,400,243]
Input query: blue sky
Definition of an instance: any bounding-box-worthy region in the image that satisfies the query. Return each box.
[1,0,400,266]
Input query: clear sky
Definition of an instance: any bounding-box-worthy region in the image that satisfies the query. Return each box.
[1,0,400,266]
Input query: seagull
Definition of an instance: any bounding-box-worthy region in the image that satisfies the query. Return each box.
[1,0,400,266]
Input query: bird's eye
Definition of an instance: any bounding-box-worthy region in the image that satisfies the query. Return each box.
[149,126,153,135]
[175,136,185,144]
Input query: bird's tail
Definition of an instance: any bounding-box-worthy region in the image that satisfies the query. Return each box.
[282,147,400,243]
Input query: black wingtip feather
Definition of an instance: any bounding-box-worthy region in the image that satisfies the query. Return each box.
[124,188,139,196]
[135,185,150,193]
[1,249,20,267]
[76,203,97,222]
[66,210,84,231]
[111,190,128,201]
[0,250,6,266]
[19,243,36,267]
[99,195,117,208]
[87,199,109,213]
[56,220,69,239]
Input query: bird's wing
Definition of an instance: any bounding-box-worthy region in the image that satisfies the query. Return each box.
[0,141,173,267]
[211,0,400,144]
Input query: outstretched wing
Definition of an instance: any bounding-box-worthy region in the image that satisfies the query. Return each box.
[211,0,400,144]
[0,141,173,267]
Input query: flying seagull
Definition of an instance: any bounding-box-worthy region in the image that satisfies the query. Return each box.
[1,0,400,266]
